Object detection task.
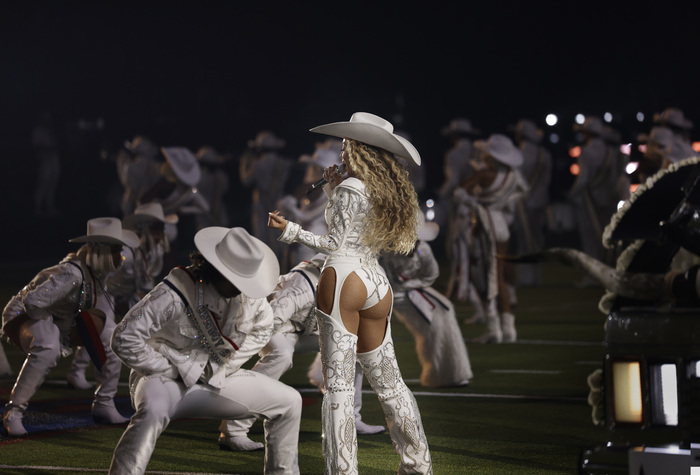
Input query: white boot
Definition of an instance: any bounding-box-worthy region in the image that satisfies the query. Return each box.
[353,362,385,435]
[475,299,502,344]
[92,399,129,425]
[218,433,264,452]
[3,407,27,437]
[501,312,517,343]
[357,323,432,475]
[67,347,93,390]
[317,308,359,475]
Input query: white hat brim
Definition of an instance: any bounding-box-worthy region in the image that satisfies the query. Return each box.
[194,227,280,299]
[310,122,421,166]
[70,229,140,248]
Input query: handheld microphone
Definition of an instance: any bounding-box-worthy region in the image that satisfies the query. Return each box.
[306,164,346,195]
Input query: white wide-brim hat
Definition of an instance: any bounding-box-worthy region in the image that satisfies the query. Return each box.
[123,202,179,229]
[474,133,524,168]
[194,227,280,299]
[416,212,439,242]
[654,108,693,130]
[162,147,201,187]
[69,217,140,248]
[441,118,480,136]
[509,118,542,143]
[310,112,421,166]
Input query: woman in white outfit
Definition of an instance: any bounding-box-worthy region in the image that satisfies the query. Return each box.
[108,227,301,475]
[380,213,473,388]
[2,217,138,436]
[269,112,432,475]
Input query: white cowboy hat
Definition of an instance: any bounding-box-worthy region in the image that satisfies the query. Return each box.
[247,131,286,151]
[474,134,524,168]
[162,147,201,187]
[123,202,179,229]
[124,135,158,157]
[194,227,280,299]
[573,116,604,136]
[509,118,542,143]
[69,217,140,248]
[196,146,227,165]
[416,212,439,242]
[441,118,480,136]
[310,112,421,165]
[653,108,693,130]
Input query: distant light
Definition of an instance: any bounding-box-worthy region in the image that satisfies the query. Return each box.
[638,144,647,153]
[569,146,582,158]
[636,112,645,122]
[630,183,639,193]
[617,200,626,210]
[549,133,559,144]
[603,112,613,123]
[545,114,558,126]
[693,142,700,153]
[426,209,435,221]
[625,161,639,174]
[620,143,632,156]
[575,114,585,124]
[570,163,580,176]
[425,199,435,209]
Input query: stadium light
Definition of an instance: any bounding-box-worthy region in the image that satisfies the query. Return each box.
[545,114,558,126]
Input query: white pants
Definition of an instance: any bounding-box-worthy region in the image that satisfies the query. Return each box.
[109,369,301,475]
[221,332,318,437]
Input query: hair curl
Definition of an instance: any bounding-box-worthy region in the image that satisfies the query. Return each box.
[346,139,419,255]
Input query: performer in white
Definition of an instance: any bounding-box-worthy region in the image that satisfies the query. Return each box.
[108,227,300,475]
[380,213,473,388]
[2,217,138,436]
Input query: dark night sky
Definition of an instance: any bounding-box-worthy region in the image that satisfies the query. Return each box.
[1,1,699,259]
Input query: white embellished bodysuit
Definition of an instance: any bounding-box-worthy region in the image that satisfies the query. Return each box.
[278,177,390,317]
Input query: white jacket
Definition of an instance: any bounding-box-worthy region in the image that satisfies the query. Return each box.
[111,266,274,389]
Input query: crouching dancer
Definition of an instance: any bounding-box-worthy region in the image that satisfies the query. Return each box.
[108,227,301,475]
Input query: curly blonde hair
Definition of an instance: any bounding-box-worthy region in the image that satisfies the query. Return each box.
[346,139,419,255]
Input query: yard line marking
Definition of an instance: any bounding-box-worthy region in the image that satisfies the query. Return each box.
[490,369,561,374]
[297,388,585,402]
[0,466,234,474]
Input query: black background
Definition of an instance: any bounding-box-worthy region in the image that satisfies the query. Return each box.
[2,1,699,261]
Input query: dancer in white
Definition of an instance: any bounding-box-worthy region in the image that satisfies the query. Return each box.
[2,218,138,436]
[269,112,432,474]
[108,227,300,475]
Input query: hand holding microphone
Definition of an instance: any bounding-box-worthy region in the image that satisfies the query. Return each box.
[306,163,346,194]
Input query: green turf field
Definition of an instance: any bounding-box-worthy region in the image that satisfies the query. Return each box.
[0,261,610,474]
